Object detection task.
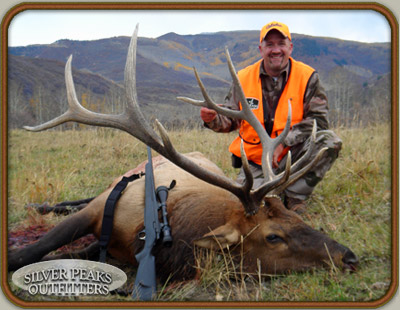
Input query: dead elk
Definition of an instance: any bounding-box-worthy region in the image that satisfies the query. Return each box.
[8,25,358,283]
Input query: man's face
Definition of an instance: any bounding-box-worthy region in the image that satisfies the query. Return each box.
[259,30,293,77]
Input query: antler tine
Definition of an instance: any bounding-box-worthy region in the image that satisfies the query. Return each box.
[224,48,268,178]
[122,24,164,150]
[177,67,243,121]
[284,119,317,174]
[24,24,164,151]
[259,100,292,182]
[250,150,292,203]
[253,120,327,200]
[24,54,139,132]
[266,118,317,190]
[254,118,316,193]
[270,147,328,195]
[24,55,124,132]
[239,140,254,194]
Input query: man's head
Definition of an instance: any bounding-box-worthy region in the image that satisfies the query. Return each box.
[259,21,293,77]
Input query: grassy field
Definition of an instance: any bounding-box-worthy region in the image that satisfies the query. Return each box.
[6,123,394,304]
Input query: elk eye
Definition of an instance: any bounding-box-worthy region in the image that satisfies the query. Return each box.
[266,234,283,243]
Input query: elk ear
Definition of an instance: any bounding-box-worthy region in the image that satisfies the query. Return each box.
[194,223,240,250]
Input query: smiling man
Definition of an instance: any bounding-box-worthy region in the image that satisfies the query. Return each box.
[200,21,343,214]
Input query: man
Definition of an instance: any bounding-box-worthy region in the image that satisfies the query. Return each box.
[200,21,342,213]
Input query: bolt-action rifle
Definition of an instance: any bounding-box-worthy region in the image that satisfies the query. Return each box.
[132,146,174,301]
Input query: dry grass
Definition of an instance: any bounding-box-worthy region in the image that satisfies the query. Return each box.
[6,123,393,303]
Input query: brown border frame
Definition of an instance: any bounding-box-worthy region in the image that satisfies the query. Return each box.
[1,2,398,308]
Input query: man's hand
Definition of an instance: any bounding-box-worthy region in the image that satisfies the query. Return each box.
[200,107,217,123]
[273,144,285,168]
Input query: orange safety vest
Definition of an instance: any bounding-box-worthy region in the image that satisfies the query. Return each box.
[229,57,315,166]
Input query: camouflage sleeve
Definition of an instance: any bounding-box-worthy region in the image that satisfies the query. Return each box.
[284,72,330,147]
[203,84,242,133]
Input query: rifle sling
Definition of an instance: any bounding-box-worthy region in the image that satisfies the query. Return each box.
[99,173,143,263]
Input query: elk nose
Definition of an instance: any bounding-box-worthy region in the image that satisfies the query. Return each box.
[342,250,358,271]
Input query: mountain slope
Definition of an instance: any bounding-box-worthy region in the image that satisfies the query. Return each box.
[8,30,391,129]
[9,31,390,82]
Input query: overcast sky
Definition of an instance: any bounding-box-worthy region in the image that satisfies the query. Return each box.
[8,9,391,47]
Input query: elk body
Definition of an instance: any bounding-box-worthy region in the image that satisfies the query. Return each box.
[8,25,358,283]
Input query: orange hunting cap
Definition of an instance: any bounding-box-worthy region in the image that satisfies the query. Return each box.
[260,21,291,42]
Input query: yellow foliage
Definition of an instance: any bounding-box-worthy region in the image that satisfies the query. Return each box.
[237,55,260,69]
[210,57,223,66]
[183,52,194,60]
[200,71,213,77]
[80,93,88,107]
[174,62,193,72]
[165,41,185,51]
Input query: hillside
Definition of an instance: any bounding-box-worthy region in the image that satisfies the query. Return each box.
[9,31,390,82]
[8,53,229,129]
[8,55,124,128]
[8,30,391,129]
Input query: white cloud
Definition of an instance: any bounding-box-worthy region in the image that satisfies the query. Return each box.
[8,10,391,47]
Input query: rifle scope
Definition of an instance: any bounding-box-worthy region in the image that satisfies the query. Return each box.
[156,186,173,247]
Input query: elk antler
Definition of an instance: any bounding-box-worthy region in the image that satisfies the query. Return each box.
[177,48,327,208]
[23,24,325,216]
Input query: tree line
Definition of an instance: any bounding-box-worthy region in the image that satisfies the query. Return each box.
[8,68,390,130]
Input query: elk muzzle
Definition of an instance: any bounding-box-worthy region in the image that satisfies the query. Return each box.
[341,248,359,272]
[287,224,359,272]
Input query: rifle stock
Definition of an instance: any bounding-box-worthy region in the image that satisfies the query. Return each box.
[132,147,159,301]
[132,251,157,300]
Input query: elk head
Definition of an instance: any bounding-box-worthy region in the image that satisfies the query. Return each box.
[23,24,326,217]
[192,196,358,275]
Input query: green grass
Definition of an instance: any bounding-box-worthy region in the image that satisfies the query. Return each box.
[6,124,394,304]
